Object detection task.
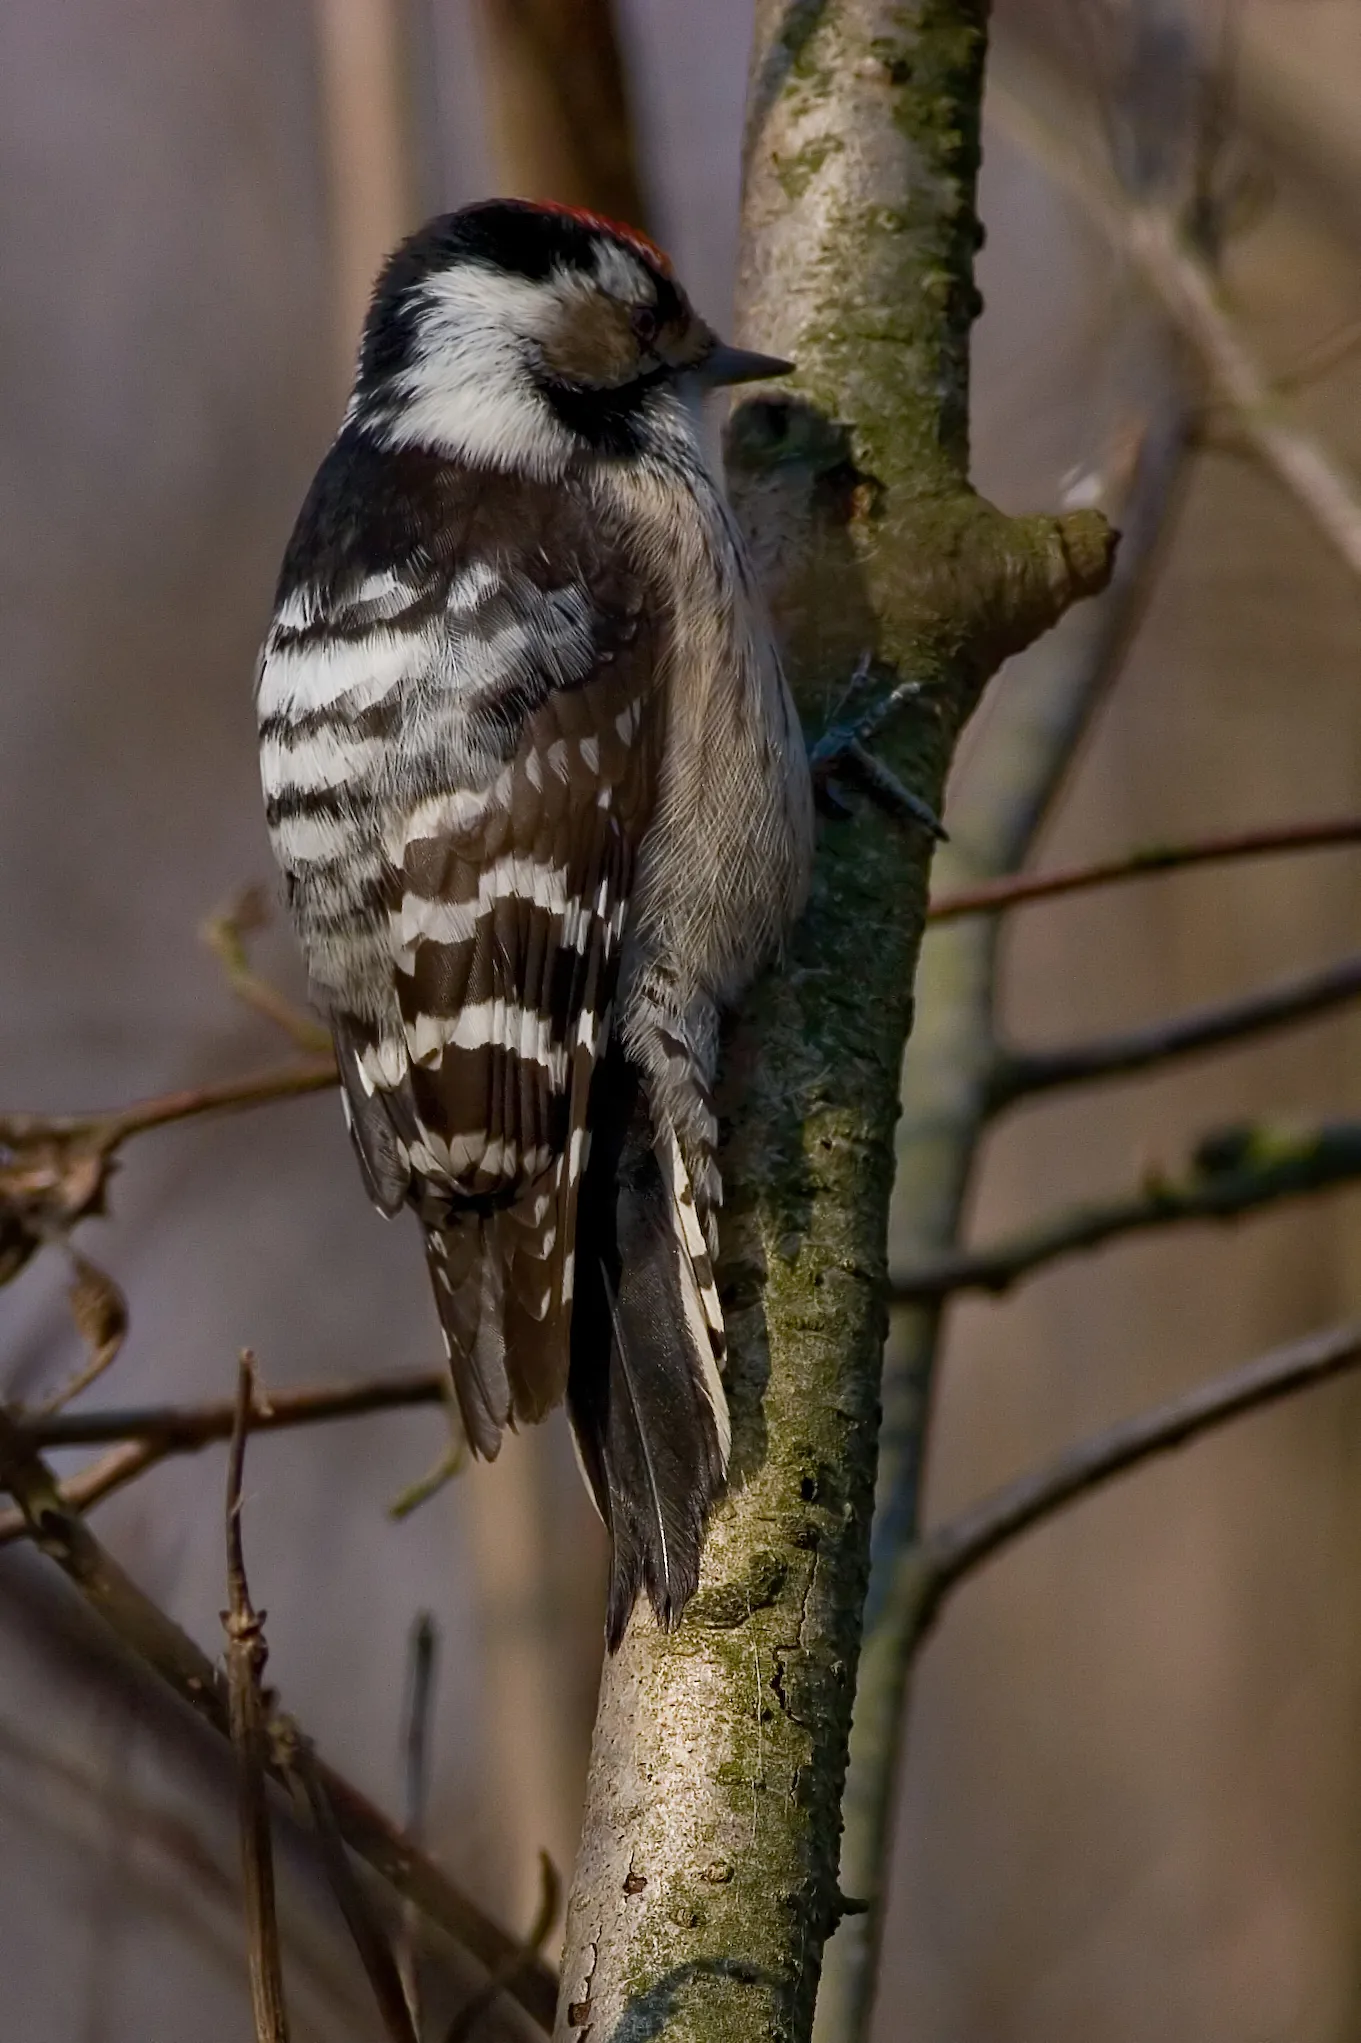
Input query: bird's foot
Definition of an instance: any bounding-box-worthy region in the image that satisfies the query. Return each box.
[809,653,947,840]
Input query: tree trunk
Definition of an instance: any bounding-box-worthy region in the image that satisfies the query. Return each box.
[555,5,1114,2038]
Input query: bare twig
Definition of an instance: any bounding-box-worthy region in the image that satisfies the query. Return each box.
[915,1320,1361,1631]
[24,1369,444,1449]
[223,1354,290,2043]
[892,1120,1361,1301]
[446,1850,560,2043]
[202,891,332,1056]
[927,815,1361,922]
[286,1734,418,2043]
[0,1371,447,1546]
[991,73,1361,585]
[0,1059,337,1290]
[398,1613,439,2030]
[988,953,1361,1111]
[0,1404,556,2027]
[0,1438,162,1543]
[97,1059,339,1144]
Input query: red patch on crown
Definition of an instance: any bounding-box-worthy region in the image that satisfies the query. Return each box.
[527,199,675,278]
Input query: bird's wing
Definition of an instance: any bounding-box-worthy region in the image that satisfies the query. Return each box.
[261,445,665,1448]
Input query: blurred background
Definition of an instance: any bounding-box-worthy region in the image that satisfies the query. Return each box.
[3,2,1361,2038]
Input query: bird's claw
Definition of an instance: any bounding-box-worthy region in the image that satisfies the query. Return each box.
[809,656,947,841]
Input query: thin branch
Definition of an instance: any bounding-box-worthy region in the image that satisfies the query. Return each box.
[23,1369,445,1450]
[446,1851,560,2043]
[917,1320,1361,1624]
[97,1060,338,1144]
[892,1120,1361,1302]
[0,1371,447,1546]
[0,1404,556,2029]
[928,815,1361,923]
[990,72,1361,585]
[0,1438,162,1543]
[398,1613,439,2032]
[224,1354,291,2043]
[988,952,1361,1111]
[202,891,332,1056]
[0,1059,338,1292]
[285,1735,418,2043]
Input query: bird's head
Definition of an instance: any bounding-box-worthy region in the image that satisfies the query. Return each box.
[350,199,792,473]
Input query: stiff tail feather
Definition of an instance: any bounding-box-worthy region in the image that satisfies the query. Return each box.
[424,1163,569,1458]
[568,1046,729,1650]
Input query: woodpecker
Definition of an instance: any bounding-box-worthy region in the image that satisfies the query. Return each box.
[256,200,814,1646]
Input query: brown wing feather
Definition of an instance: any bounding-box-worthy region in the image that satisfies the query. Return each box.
[402,659,660,1447]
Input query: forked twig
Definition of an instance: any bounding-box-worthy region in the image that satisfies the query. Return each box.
[990,69,1361,585]
[223,1354,290,2042]
[0,1403,555,2028]
[201,889,331,1056]
[0,1370,447,1546]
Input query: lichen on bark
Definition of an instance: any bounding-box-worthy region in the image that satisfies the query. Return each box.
[554,6,1114,2040]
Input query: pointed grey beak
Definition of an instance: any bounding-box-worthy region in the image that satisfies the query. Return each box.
[696,342,795,388]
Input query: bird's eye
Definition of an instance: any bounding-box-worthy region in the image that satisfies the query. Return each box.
[631,306,659,346]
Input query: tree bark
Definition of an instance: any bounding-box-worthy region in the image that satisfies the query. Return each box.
[555,5,1113,2039]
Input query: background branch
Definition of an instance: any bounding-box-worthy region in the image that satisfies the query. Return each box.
[202,891,332,1056]
[398,1613,439,2032]
[285,1736,418,2043]
[892,1120,1361,1301]
[0,1060,337,1290]
[0,1404,557,2030]
[0,1371,447,1546]
[919,1321,1361,1611]
[989,56,1361,586]
[987,953,1361,1111]
[927,815,1361,922]
[223,1355,291,2043]
[472,0,647,228]
[857,1319,1361,1814]
[817,333,1192,2043]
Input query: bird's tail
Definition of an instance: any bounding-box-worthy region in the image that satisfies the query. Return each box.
[568,1044,730,1650]
[423,1168,569,1459]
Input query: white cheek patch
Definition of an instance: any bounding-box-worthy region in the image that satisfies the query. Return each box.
[376,267,578,478]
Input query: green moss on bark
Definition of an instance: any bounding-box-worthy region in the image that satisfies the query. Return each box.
[553,6,1115,2038]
